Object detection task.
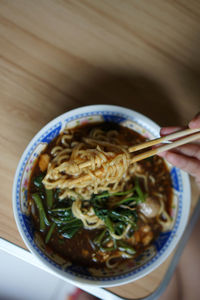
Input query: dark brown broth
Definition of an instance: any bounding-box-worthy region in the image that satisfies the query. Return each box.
[28,122,172,268]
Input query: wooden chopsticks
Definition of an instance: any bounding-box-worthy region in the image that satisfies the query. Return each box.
[66,128,200,185]
[130,128,200,164]
[129,128,200,152]
[74,128,200,171]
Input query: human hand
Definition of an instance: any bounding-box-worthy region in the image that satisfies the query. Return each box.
[159,113,200,188]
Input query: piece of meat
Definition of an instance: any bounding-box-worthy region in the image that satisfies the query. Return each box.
[139,197,160,218]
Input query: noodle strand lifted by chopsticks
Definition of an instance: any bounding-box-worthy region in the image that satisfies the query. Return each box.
[43,128,131,199]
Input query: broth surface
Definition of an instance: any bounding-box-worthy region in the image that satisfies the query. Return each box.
[28,122,172,268]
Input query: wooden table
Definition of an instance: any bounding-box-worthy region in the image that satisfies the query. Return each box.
[0,1,200,299]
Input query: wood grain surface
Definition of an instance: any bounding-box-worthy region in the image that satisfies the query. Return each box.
[0,0,200,298]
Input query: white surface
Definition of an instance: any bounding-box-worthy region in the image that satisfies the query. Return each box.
[0,250,75,300]
[0,238,122,300]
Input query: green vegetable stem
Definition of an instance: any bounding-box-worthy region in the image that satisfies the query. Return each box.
[32,193,50,231]
[46,188,53,209]
[45,223,56,244]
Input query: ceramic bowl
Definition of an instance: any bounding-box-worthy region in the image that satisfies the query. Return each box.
[13,105,191,287]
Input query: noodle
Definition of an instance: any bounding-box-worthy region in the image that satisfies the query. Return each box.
[29,122,173,270]
[72,200,104,229]
[43,129,131,199]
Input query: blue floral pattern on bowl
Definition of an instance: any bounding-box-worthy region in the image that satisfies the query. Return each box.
[13,105,190,287]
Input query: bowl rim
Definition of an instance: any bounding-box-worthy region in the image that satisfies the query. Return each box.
[12,104,191,287]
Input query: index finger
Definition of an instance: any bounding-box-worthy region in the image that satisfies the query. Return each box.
[160,126,185,136]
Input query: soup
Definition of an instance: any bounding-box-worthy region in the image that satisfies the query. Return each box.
[28,122,172,269]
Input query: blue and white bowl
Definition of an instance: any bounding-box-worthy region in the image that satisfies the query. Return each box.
[12,105,191,287]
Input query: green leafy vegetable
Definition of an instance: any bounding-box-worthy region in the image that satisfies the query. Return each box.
[48,201,83,239]
[93,229,107,246]
[115,178,146,207]
[33,174,54,209]
[45,222,56,244]
[33,174,45,189]
[90,178,146,253]
[50,216,74,224]
[61,227,81,239]
[91,194,138,240]
[58,219,83,239]
[54,188,61,202]
[46,189,53,209]
[49,207,72,218]
[32,193,50,231]
[104,216,114,233]
[100,246,115,252]
[117,240,136,255]
[134,177,146,203]
[115,196,139,206]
